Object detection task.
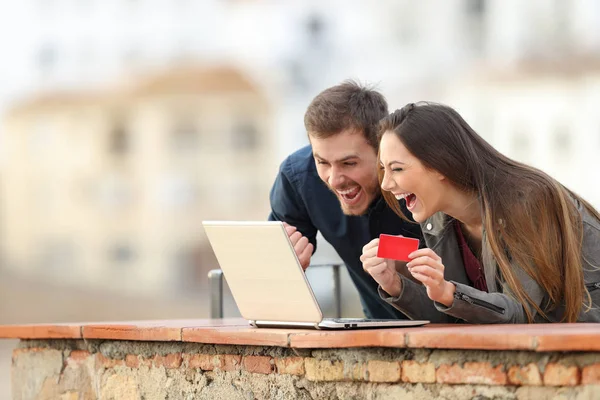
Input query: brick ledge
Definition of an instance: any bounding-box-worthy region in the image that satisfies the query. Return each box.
[1,319,600,352]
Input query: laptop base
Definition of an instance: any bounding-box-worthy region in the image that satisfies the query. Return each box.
[250,318,429,330]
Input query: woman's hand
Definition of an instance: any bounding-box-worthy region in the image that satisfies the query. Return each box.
[360,238,402,297]
[407,248,455,306]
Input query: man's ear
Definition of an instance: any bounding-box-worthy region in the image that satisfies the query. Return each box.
[436,172,446,181]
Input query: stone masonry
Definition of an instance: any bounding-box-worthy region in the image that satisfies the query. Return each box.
[11,339,600,400]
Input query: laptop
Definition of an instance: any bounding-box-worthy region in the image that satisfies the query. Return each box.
[202,220,429,330]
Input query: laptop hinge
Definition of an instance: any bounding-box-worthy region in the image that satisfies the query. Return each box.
[248,320,257,327]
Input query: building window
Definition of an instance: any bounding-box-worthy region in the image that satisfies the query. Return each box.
[37,44,58,75]
[550,0,571,51]
[109,243,136,266]
[109,119,130,156]
[306,14,325,48]
[466,0,486,15]
[123,47,142,69]
[552,126,571,163]
[97,174,133,211]
[231,119,259,150]
[157,174,198,210]
[171,117,199,152]
[465,0,487,56]
[79,42,94,73]
[38,240,76,272]
[510,130,531,163]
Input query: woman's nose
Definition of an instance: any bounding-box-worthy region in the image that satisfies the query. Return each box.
[381,171,394,191]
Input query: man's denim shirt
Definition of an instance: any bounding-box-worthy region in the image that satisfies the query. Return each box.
[268,145,424,319]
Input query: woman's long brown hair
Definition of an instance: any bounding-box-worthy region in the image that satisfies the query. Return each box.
[378,102,599,322]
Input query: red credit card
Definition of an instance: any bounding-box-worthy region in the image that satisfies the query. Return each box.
[377,234,420,262]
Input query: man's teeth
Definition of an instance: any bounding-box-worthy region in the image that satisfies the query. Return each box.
[337,187,359,195]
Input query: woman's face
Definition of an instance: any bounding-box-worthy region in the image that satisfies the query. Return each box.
[379,131,447,223]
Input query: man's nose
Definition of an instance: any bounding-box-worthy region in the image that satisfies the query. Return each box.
[328,167,345,188]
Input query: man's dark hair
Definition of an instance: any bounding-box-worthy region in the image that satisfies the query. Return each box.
[304,80,388,149]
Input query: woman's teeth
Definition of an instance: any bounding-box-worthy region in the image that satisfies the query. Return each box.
[395,192,418,209]
[394,192,412,200]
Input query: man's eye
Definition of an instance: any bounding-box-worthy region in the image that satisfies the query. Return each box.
[317,160,328,165]
[344,162,357,166]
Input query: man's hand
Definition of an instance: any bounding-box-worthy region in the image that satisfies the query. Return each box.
[283,222,313,271]
[360,238,402,297]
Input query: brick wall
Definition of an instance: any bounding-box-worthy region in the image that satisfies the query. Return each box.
[10,340,600,400]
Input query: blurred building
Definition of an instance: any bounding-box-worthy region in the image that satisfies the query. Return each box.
[0,66,277,294]
[1,0,600,293]
[446,58,600,206]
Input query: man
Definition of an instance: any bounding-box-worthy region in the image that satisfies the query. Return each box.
[268,81,423,319]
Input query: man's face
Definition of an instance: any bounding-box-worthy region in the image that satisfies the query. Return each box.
[310,129,380,216]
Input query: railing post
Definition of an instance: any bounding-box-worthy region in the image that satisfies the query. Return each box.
[208,269,224,319]
[332,264,342,318]
[208,264,344,319]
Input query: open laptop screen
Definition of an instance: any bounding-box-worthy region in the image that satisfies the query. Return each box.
[202,221,323,324]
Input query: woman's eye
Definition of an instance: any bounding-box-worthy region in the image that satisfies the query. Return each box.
[392,168,403,172]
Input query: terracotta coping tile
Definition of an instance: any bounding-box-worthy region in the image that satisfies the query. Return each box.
[407,324,600,352]
[289,329,407,348]
[535,325,600,352]
[0,323,83,339]
[83,319,247,342]
[2,320,600,352]
[406,325,537,351]
[182,326,290,347]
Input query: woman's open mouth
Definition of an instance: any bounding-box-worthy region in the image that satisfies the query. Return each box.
[395,192,417,210]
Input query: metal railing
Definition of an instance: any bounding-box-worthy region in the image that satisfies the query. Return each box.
[207,263,344,319]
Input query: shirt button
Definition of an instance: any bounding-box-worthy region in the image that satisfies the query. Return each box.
[426,223,433,230]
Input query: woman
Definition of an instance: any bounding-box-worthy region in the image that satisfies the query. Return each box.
[361,102,600,323]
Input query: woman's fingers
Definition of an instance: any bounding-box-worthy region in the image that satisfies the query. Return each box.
[360,246,380,262]
[408,248,442,262]
[407,248,453,304]
[362,255,386,270]
[408,265,444,282]
[407,255,444,272]
[364,261,389,276]
[410,271,436,286]
[362,238,380,253]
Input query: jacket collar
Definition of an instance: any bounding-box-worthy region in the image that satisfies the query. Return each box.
[422,212,454,237]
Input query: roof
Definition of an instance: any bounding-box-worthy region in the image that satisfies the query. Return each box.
[7,65,265,116]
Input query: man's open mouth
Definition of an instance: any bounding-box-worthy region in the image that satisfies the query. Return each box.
[337,186,362,205]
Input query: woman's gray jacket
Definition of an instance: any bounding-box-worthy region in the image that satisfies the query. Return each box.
[379,201,600,323]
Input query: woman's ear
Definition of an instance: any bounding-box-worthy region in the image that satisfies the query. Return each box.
[436,172,446,181]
